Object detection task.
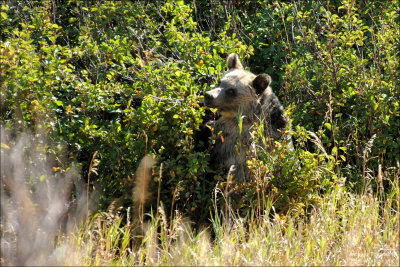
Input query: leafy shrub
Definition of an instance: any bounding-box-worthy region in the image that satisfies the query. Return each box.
[278,1,400,190]
[1,0,250,218]
[239,0,400,190]
[1,0,399,221]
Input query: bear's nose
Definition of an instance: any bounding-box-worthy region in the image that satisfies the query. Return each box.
[204,92,213,101]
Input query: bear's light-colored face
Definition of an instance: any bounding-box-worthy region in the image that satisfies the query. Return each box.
[204,53,272,116]
[204,69,256,112]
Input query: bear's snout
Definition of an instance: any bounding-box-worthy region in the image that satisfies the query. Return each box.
[204,92,213,100]
[204,92,214,106]
[204,88,221,107]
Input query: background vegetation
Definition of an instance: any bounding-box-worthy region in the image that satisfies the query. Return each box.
[1,0,399,265]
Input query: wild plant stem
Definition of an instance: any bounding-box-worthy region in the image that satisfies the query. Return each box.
[86,151,98,228]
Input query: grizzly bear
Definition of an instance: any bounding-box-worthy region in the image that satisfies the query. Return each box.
[204,53,291,180]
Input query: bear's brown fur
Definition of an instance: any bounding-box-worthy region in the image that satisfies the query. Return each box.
[204,53,291,180]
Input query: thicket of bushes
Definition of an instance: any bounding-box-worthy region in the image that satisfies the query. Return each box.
[1,0,399,220]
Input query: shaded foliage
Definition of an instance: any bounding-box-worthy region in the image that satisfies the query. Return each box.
[1,0,399,220]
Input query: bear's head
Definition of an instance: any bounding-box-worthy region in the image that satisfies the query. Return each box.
[204,53,272,117]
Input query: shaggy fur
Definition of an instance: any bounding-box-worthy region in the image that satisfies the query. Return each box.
[204,53,290,180]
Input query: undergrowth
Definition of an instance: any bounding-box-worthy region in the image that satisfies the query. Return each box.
[1,131,399,266]
[1,0,399,265]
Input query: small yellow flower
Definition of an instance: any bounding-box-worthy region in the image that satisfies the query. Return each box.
[52,167,60,172]
[66,104,73,114]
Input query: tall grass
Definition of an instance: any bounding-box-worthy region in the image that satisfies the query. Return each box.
[1,131,399,265]
[65,182,399,266]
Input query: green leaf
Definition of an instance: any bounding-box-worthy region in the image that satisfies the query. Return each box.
[54,100,63,107]
[324,123,332,131]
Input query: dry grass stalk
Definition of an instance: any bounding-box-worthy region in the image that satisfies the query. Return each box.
[307,131,328,158]
[158,201,168,230]
[86,151,99,227]
[377,164,384,194]
[156,163,163,220]
[362,134,377,194]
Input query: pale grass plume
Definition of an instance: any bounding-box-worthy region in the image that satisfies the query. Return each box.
[133,154,155,204]
[0,130,87,266]
[158,201,168,230]
[133,154,155,225]
[307,130,328,158]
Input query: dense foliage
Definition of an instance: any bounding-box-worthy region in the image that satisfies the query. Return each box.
[1,0,399,220]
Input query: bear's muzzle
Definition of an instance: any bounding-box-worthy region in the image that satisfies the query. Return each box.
[204,88,221,108]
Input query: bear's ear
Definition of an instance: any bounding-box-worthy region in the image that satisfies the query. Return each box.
[226,53,243,70]
[252,74,272,95]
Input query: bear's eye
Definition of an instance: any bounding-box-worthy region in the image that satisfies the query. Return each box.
[226,88,236,96]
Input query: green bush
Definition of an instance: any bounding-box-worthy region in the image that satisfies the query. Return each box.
[0,1,250,218]
[278,1,400,190]
[241,0,399,190]
[1,0,399,220]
